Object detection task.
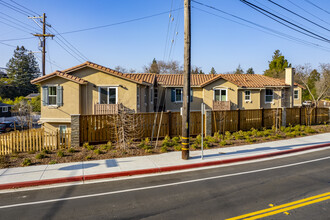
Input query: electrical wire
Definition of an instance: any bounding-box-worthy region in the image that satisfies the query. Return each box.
[0,15,38,33]
[303,0,330,15]
[0,0,30,17]
[163,0,174,61]
[286,0,330,26]
[267,0,330,33]
[52,38,84,63]
[0,36,35,42]
[0,41,16,47]
[9,0,40,16]
[0,19,32,33]
[239,0,330,43]
[192,6,330,52]
[0,11,39,32]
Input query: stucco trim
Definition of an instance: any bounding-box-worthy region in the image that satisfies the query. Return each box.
[40,118,71,123]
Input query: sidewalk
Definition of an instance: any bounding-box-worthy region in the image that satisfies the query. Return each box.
[0,133,329,190]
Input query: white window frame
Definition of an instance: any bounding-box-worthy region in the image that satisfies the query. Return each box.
[245,90,251,102]
[175,88,183,103]
[294,90,299,100]
[98,86,118,104]
[48,85,58,106]
[2,106,8,112]
[214,88,228,101]
[265,89,274,103]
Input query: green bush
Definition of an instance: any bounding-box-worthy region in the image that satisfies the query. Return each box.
[57,150,64,157]
[22,158,32,166]
[35,153,45,159]
[172,136,180,144]
[87,145,95,151]
[225,131,232,140]
[219,140,227,146]
[174,145,182,151]
[145,149,153,153]
[83,142,90,148]
[42,149,51,154]
[205,136,216,143]
[160,146,168,153]
[49,160,57,165]
[85,155,92,160]
[213,131,222,142]
[191,144,199,150]
[305,126,316,134]
[67,148,75,153]
[94,149,102,155]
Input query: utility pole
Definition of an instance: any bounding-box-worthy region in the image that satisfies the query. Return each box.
[182,0,191,160]
[29,13,54,76]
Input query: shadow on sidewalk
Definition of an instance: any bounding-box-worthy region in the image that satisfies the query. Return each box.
[189,141,330,160]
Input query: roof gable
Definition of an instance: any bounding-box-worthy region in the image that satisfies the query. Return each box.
[31,71,88,85]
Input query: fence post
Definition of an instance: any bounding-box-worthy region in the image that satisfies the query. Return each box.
[261,108,264,128]
[281,107,286,127]
[299,107,302,125]
[71,114,80,147]
[314,106,318,124]
[237,109,240,131]
[205,110,212,136]
[167,110,171,137]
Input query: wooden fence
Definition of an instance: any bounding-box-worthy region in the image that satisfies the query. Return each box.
[79,107,328,144]
[0,129,71,155]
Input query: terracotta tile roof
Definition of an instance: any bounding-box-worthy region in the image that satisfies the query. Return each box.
[157,74,215,87]
[31,71,88,85]
[125,73,156,84]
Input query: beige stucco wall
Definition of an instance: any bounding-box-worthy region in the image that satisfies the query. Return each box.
[203,79,238,110]
[73,68,138,113]
[43,122,71,133]
[40,77,81,120]
[293,87,302,107]
[260,88,283,109]
[238,89,261,109]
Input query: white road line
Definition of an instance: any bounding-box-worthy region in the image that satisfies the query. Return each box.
[1,155,330,210]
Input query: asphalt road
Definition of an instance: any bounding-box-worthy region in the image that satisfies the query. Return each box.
[0,148,330,220]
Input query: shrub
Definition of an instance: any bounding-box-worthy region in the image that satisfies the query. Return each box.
[67,148,75,153]
[213,131,222,142]
[174,145,182,151]
[42,149,51,154]
[145,149,153,153]
[104,141,115,150]
[49,160,57,165]
[85,155,92,160]
[305,126,316,134]
[94,149,102,155]
[219,140,227,146]
[205,136,216,143]
[138,138,152,150]
[225,131,232,140]
[251,128,258,136]
[162,137,173,148]
[35,153,45,159]
[22,158,32,166]
[83,142,90,148]
[160,146,168,153]
[203,141,212,149]
[57,150,64,157]
[191,144,199,150]
[195,134,202,145]
[172,136,180,144]
[87,145,95,151]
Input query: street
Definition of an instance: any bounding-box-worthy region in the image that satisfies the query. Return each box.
[0,148,329,220]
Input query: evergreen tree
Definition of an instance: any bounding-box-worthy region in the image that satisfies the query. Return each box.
[234,64,244,74]
[209,67,216,75]
[1,46,40,99]
[264,49,291,78]
[148,58,160,74]
[246,67,255,74]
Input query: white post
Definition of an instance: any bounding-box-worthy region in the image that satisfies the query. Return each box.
[201,103,205,160]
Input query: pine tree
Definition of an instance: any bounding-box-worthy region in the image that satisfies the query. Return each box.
[234,64,244,74]
[264,49,290,78]
[246,67,255,74]
[2,46,40,99]
[149,58,160,74]
[209,67,216,75]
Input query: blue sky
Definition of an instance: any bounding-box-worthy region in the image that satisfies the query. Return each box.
[0,0,330,75]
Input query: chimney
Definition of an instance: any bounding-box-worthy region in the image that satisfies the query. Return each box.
[285,67,295,108]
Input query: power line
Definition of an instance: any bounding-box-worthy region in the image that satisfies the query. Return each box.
[303,0,330,15]
[53,38,84,63]
[286,0,330,26]
[0,11,39,31]
[0,19,32,33]
[9,0,40,16]
[267,0,330,33]
[191,5,330,52]
[0,15,38,33]
[163,0,174,61]
[0,36,35,42]
[239,0,330,43]
[0,41,16,47]
[0,0,30,17]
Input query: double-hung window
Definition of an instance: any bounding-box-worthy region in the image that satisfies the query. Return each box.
[214,89,227,101]
[175,88,183,102]
[245,90,251,101]
[99,87,117,104]
[48,86,57,105]
[2,106,8,112]
[294,90,299,99]
[265,89,273,103]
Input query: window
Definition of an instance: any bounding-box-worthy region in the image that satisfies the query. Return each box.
[214,89,227,101]
[59,125,67,144]
[294,90,299,99]
[99,87,117,104]
[265,89,273,103]
[175,88,183,102]
[245,90,251,101]
[2,107,8,112]
[48,86,57,105]
[59,125,67,134]
[137,86,140,108]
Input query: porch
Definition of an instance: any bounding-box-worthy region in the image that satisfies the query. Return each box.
[94,103,119,115]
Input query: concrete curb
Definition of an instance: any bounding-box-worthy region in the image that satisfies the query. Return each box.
[1,142,330,190]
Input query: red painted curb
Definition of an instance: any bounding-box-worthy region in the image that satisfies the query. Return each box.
[1,142,329,190]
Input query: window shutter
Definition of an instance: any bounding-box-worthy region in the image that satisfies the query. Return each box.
[57,86,63,106]
[190,89,193,102]
[171,88,175,102]
[42,86,48,106]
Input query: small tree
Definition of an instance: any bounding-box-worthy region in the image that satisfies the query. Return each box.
[264,49,291,78]
[209,67,216,75]
[246,67,255,74]
[234,64,244,74]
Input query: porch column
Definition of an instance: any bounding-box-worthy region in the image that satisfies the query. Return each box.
[71,114,80,147]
